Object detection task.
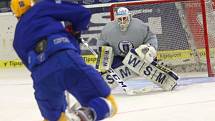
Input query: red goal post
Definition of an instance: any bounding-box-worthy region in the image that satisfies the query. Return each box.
[109,0,215,77]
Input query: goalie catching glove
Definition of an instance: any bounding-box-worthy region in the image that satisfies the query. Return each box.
[135,43,157,64]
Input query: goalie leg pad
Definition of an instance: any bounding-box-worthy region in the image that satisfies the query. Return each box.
[113,65,138,80]
[102,65,138,89]
[123,50,178,91]
[102,72,119,89]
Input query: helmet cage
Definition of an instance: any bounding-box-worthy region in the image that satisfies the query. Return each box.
[115,7,131,32]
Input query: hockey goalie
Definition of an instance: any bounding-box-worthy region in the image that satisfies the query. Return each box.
[96,7,178,95]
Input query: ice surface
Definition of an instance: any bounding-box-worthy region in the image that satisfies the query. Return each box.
[1,68,215,121]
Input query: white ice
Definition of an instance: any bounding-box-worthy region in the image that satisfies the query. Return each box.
[1,68,215,121]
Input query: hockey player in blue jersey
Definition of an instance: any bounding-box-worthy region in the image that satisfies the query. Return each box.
[10,0,117,120]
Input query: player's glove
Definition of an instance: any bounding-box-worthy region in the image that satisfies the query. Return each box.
[135,43,157,64]
[64,21,82,43]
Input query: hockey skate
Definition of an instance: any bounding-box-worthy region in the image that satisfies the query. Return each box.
[67,107,96,121]
[75,107,96,121]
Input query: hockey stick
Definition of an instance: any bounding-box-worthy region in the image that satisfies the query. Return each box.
[81,38,153,95]
[106,68,154,95]
[81,38,98,58]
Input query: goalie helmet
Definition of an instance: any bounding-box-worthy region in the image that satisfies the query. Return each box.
[115,7,132,32]
[10,0,34,18]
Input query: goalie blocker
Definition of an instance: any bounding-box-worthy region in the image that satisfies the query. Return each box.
[122,49,178,91]
[96,46,114,72]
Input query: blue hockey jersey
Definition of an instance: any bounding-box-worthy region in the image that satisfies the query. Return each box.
[13,0,91,66]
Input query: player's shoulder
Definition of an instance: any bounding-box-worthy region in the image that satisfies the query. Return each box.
[102,21,117,32]
[131,18,149,28]
[132,18,148,25]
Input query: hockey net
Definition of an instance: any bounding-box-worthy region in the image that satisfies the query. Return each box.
[110,0,215,77]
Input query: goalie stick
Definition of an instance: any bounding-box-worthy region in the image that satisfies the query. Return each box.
[106,68,154,95]
[81,38,152,95]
